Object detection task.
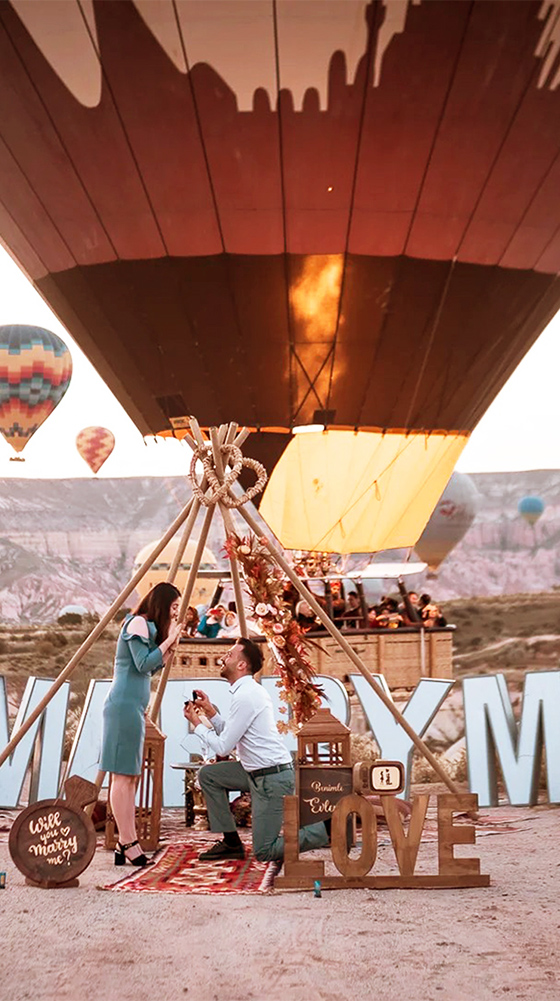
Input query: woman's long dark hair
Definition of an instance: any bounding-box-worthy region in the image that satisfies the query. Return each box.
[134,582,180,644]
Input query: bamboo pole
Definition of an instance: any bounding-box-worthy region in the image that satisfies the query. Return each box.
[209,424,248,638]
[186,420,250,636]
[0,492,199,769]
[150,423,236,720]
[166,502,199,583]
[236,504,462,797]
[150,501,216,722]
[166,495,202,585]
[85,477,209,801]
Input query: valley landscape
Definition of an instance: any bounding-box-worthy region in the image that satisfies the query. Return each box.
[0,470,558,624]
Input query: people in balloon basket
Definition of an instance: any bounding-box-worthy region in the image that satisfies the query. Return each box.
[183,638,330,863]
[196,604,226,638]
[417,593,446,628]
[100,582,182,866]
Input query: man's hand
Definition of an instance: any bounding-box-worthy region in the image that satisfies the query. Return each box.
[192,689,217,719]
[183,701,200,726]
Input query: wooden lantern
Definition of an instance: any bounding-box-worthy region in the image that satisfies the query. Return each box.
[105,718,166,852]
[296,708,353,826]
[297,707,351,765]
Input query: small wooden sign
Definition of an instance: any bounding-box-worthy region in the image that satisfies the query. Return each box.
[371,761,404,794]
[9,776,97,888]
[353,759,405,796]
[298,766,353,826]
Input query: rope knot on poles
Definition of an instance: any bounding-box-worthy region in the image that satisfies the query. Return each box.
[189,441,267,508]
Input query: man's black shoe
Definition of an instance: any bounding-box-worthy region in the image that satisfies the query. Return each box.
[198,839,246,861]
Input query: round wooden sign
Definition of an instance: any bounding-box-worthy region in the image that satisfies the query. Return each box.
[9,799,97,887]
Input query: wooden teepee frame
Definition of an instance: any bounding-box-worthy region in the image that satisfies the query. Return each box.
[0,418,462,808]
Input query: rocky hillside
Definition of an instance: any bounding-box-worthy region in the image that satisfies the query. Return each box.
[0,477,254,623]
[0,470,559,622]
[428,469,560,599]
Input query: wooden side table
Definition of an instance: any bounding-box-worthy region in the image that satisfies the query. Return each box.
[171,762,207,829]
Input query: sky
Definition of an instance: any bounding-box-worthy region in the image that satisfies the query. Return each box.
[0,246,558,479]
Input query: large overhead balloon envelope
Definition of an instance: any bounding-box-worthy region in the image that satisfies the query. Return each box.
[0,324,72,452]
[0,1,558,477]
[76,426,115,474]
[414,471,479,571]
[259,430,466,554]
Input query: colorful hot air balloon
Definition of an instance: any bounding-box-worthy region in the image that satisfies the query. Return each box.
[0,324,72,453]
[518,495,544,527]
[76,426,115,474]
[0,1,559,510]
[414,473,479,572]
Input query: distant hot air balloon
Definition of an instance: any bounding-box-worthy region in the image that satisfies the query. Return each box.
[0,324,72,453]
[518,495,544,527]
[76,426,115,474]
[414,472,479,572]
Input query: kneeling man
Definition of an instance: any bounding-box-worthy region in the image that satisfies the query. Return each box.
[183,638,329,863]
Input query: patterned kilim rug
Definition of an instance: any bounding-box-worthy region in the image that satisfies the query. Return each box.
[98,808,523,894]
[99,838,279,895]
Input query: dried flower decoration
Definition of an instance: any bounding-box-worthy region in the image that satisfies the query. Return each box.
[224,532,323,730]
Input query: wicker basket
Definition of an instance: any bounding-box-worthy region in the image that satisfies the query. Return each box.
[172,629,453,688]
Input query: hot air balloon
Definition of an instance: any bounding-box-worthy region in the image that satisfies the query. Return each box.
[259,429,466,554]
[133,537,217,601]
[414,472,479,572]
[0,324,72,453]
[76,426,115,474]
[518,495,544,527]
[0,1,558,522]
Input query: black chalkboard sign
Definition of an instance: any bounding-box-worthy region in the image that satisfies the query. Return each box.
[298,767,353,827]
[9,776,97,888]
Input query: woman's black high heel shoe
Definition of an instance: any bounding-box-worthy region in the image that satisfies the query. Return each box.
[114,839,152,867]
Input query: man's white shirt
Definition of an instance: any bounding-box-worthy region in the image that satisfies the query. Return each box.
[194,675,292,771]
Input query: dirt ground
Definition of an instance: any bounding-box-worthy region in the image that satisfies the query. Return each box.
[1,801,559,1001]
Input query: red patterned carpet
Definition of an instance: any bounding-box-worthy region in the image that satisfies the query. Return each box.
[99,837,278,895]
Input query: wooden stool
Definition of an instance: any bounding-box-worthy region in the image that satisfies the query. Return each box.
[170,762,204,826]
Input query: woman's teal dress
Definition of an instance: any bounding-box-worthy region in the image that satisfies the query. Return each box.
[100,614,163,775]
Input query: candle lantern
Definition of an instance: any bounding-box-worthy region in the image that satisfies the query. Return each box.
[105,718,166,852]
[296,708,353,827]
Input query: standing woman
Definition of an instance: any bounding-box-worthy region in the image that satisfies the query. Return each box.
[101,582,182,866]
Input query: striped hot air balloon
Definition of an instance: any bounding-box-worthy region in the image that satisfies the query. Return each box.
[76,426,115,474]
[0,324,72,453]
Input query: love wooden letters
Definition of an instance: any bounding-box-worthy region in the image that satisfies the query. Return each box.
[275,792,490,890]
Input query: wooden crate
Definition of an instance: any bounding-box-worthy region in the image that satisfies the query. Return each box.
[172,629,453,688]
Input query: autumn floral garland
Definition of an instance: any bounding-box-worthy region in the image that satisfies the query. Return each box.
[224,532,323,731]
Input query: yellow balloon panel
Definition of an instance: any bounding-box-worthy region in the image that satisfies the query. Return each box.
[260,430,468,555]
